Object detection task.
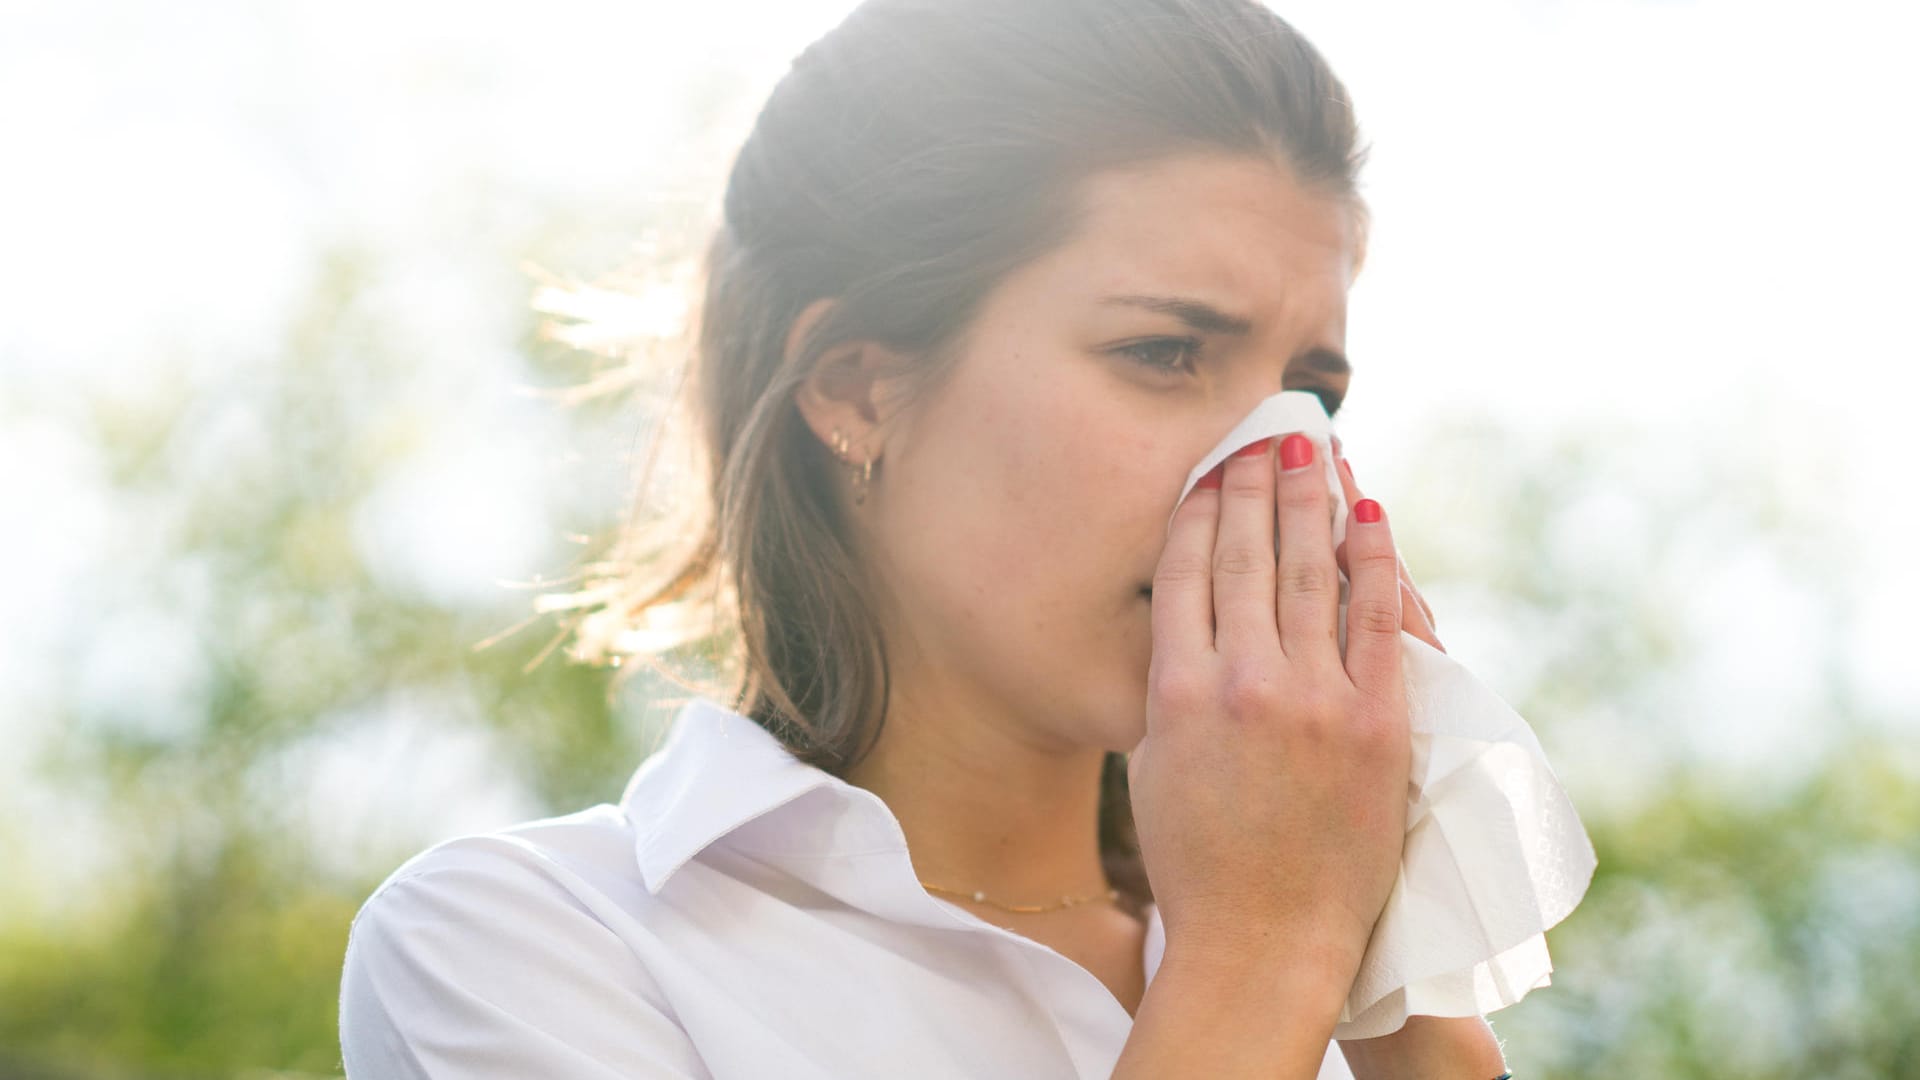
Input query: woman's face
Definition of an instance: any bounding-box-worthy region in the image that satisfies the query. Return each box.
[861,150,1358,755]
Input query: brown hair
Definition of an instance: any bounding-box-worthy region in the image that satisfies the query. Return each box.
[531,0,1369,915]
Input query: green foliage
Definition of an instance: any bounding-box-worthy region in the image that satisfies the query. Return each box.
[1495,738,1920,1077]
[0,241,643,1078]
[0,840,359,1077]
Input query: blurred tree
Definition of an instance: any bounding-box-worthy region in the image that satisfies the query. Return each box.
[0,240,648,1077]
[1384,409,1920,1077]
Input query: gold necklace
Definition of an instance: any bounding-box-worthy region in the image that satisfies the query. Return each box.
[919,879,1121,914]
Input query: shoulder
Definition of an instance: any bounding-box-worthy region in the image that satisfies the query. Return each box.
[343,802,650,981]
[352,803,640,922]
[339,805,709,1078]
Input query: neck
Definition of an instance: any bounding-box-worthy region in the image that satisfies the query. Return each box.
[843,676,1113,911]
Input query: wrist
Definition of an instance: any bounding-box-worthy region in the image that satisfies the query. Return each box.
[1119,947,1353,1080]
[1167,924,1358,982]
[1157,931,1356,1024]
[1337,1015,1508,1080]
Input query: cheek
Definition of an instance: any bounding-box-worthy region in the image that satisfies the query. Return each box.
[956,459,1159,680]
[909,461,1125,633]
[882,344,1170,654]
[917,449,1105,614]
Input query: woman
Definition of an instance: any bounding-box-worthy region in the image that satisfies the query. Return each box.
[340,0,1513,1076]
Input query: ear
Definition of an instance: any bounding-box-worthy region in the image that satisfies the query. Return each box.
[788,297,910,466]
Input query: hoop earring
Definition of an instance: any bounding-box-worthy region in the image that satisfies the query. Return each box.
[828,426,876,507]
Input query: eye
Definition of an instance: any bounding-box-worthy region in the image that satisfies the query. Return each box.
[1112,336,1202,375]
[1301,387,1345,418]
[1111,336,1346,417]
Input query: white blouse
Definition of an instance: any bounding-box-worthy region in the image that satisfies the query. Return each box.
[339,696,1357,1078]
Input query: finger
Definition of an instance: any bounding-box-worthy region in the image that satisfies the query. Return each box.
[1333,450,1361,532]
[1331,449,1369,588]
[1341,495,1406,699]
[1337,538,1442,651]
[1401,580,1445,653]
[1274,432,1341,663]
[1333,451,1437,633]
[1399,550,1438,630]
[1153,466,1224,672]
[1211,436,1281,653]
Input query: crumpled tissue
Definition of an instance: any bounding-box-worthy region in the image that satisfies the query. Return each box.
[1168,389,1598,1040]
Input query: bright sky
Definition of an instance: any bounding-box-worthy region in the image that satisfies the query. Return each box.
[1,0,1914,890]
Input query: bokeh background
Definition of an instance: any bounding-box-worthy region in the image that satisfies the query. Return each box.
[4,0,1916,1076]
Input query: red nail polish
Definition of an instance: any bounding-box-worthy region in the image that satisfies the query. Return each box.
[1340,458,1355,485]
[1231,436,1273,459]
[1279,433,1314,471]
[1354,498,1382,523]
[1196,463,1224,490]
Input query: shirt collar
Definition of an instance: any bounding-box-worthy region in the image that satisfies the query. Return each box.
[621,696,897,894]
[621,696,1169,988]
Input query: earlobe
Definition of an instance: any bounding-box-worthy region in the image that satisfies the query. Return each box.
[794,367,883,509]
[787,298,893,469]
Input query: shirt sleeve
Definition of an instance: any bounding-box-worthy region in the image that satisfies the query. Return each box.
[339,848,712,1079]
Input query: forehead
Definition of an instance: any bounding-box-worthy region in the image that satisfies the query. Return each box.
[1043,150,1358,307]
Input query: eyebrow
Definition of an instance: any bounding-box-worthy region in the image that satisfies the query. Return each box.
[1097,293,1353,377]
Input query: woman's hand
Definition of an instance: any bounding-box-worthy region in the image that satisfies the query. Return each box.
[1330,434,1444,654]
[1127,431,1413,1000]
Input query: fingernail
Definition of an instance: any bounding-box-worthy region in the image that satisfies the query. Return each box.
[1231,436,1273,459]
[1340,458,1355,485]
[1354,498,1382,524]
[1195,462,1224,490]
[1279,433,1314,471]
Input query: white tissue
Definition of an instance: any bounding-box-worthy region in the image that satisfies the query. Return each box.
[1168,390,1598,1040]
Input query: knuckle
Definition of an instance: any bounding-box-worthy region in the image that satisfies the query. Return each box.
[1153,555,1211,590]
[1278,476,1327,511]
[1222,467,1270,496]
[1351,545,1398,574]
[1287,692,1346,743]
[1220,666,1281,719]
[1150,667,1209,713]
[1279,560,1337,598]
[1214,545,1270,578]
[1175,484,1218,516]
[1291,710,1335,744]
[1349,596,1402,636]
